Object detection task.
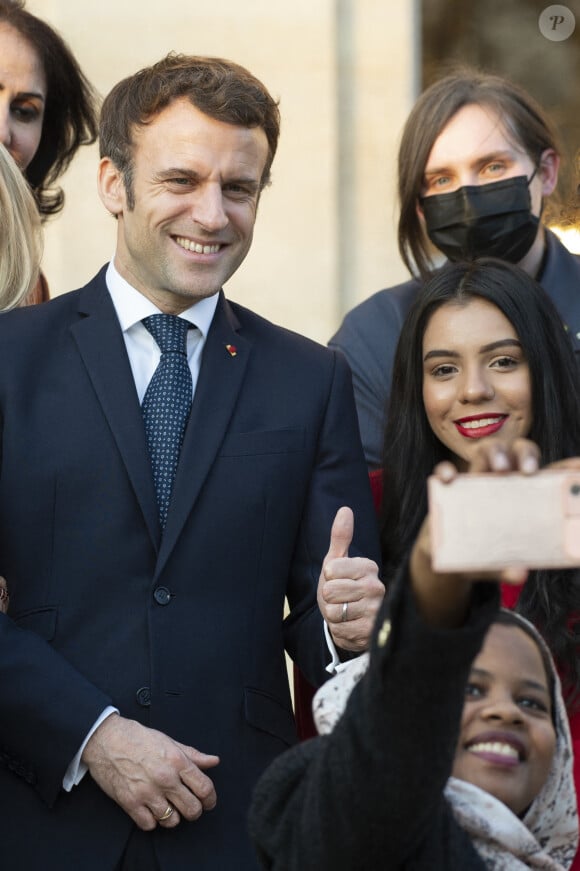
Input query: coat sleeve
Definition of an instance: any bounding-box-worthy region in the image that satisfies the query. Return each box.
[249,570,498,870]
[0,612,114,806]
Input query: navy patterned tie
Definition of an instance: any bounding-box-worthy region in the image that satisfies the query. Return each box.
[141,314,193,529]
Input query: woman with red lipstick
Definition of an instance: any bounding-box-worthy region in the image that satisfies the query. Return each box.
[381,257,580,701]
[250,444,579,869]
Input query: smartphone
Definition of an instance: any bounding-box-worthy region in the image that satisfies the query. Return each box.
[428,469,580,572]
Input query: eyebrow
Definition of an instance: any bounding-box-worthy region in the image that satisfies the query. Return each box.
[469,667,549,696]
[19,91,45,101]
[155,168,199,181]
[0,86,45,102]
[156,168,260,189]
[424,150,517,178]
[223,177,261,193]
[423,338,522,363]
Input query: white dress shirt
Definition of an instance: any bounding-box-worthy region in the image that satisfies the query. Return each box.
[106,261,219,401]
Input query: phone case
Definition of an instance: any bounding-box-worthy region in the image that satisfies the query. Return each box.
[428,469,580,571]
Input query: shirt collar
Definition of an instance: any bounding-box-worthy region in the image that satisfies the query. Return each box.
[106,260,219,339]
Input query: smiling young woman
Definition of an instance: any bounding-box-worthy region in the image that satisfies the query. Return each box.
[421,297,533,470]
[381,259,580,571]
[453,616,556,818]
[381,259,580,692]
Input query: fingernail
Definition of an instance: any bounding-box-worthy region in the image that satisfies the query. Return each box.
[493,451,510,471]
[521,455,538,474]
[503,567,528,585]
[439,465,454,483]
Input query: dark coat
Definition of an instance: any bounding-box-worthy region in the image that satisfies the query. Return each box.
[249,577,498,870]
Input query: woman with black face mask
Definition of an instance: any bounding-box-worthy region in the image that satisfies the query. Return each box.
[329,67,580,471]
[419,167,541,265]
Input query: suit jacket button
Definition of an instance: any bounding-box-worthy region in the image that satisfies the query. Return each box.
[136,686,151,706]
[153,586,171,605]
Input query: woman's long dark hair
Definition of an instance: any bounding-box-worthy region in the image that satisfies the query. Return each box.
[380,258,580,706]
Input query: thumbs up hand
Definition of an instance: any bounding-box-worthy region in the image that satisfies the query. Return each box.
[317,507,384,654]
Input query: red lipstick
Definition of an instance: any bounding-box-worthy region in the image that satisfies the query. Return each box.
[454,413,507,439]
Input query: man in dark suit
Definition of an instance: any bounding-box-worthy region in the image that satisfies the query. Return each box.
[0,55,383,870]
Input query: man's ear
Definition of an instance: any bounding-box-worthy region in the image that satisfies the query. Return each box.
[97,157,126,216]
[538,148,560,196]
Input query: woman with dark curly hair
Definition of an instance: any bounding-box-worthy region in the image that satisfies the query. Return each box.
[0,0,98,302]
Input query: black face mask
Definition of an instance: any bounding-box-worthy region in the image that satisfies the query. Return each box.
[420,173,540,264]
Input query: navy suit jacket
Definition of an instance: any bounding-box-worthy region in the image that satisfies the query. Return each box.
[0,267,380,870]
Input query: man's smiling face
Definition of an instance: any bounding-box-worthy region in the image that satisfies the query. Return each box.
[99,97,269,314]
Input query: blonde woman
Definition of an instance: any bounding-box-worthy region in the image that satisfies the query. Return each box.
[0,141,40,611]
[0,141,42,310]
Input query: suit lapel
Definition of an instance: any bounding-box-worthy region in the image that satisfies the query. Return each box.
[157,293,251,572]
[71,270,160,548]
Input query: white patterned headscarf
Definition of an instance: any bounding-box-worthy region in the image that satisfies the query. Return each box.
[313,612,579,870]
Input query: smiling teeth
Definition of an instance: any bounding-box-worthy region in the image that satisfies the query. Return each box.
[175,237,220,254]
[468,741,519,759]
[460,417,503,430]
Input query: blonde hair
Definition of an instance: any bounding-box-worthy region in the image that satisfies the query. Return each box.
[0,144,42,310]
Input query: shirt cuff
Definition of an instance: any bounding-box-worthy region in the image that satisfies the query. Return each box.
[324,621,362,675]
[62,706,119,792]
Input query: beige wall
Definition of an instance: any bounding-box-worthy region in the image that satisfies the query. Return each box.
[29,0,416,342]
